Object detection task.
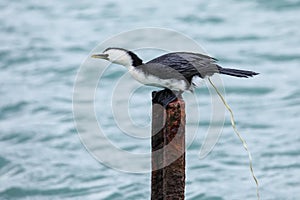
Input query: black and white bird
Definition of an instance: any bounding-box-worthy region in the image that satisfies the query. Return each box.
[92,47,258,106]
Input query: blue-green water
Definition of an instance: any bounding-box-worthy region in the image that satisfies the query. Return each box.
[1,0,300,199]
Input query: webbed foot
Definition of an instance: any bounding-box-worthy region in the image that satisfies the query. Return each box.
[152,89,182,108]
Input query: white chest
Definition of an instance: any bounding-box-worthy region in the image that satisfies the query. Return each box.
[128,66,188,91]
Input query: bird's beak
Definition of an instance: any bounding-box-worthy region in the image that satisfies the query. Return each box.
[91,53,109,60]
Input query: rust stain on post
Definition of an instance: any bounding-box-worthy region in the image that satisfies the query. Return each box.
[151,93,186,200]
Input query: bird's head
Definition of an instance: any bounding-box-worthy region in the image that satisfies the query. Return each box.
[91,47,143,67]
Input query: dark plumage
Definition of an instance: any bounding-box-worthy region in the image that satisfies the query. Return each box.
[92,48,259,92]
[138,52,258,87]
[92,48,259,106]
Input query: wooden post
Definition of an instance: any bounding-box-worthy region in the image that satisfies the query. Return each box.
[151,91,186,200]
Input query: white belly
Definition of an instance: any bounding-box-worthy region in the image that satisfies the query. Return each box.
[128,66,188,91]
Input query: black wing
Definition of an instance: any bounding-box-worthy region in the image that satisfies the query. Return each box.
[139,52,219,83]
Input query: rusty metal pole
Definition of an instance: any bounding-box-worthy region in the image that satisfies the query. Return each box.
[151,90,186,200]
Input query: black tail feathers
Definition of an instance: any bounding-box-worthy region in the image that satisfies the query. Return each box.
[218,66,259,78]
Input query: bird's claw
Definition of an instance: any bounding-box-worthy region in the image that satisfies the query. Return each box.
[152,89,181,108]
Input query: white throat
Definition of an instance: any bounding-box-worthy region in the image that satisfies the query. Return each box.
[105,49,133,67]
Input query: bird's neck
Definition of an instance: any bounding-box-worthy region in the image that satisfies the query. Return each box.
[127,51,143,67]
[111,51,143,68]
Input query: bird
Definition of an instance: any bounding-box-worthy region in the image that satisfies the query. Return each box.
[91,47,259,106]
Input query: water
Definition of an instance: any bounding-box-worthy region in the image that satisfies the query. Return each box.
[1,0,300,199]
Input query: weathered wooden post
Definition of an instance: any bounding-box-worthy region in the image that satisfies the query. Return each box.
[151,90,186,200]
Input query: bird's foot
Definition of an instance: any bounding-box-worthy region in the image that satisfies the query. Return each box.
[152,89,182,108]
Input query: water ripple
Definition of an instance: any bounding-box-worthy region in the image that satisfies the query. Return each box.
[1,0,300,199]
